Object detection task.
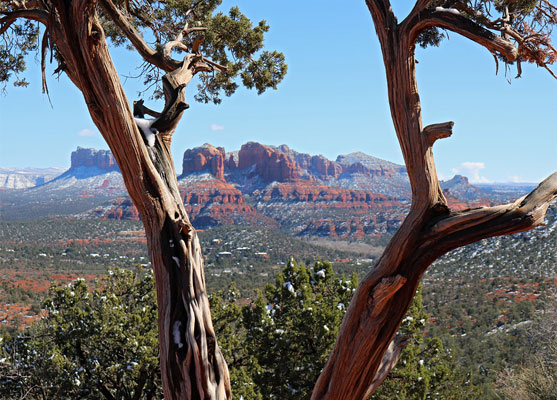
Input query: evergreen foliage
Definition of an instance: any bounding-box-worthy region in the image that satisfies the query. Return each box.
[210,259,480,400]
[241,259,358,400]
[0,268,161,399]
[371,286,480,400]
[0,261,482,399]
[0,0,287,102]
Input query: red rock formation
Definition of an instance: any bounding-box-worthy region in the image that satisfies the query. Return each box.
[71,147,119,171]
[310,155,342,179]
[257,183,401,209]
[179,141,407,185]
[238,142,300,182]
[179,179,277,228]
[182,144,226,181]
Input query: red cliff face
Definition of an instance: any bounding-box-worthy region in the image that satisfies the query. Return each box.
[180,142,404,184]
[238,142,300,182]
[250,182,407,239]
[179,179,277,228]
[70,147,119,171]
[310,155,342,179]
[85,179,276,229]
[182,144,226,181]
[257,183,402,209]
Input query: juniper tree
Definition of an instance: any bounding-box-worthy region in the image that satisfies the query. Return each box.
[0,268,162,399]
[1,1,285,398]
[312,1,557,398]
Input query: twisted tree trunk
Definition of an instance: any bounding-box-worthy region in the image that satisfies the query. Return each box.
[43,1,231,398]
[311,2,557,398]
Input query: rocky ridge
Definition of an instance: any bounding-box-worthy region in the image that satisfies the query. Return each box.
[179,142,409,195]
[4,143,521,240]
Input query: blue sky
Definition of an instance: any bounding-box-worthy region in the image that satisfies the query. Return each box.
[0,0,555,183]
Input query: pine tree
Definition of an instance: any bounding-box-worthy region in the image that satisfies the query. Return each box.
[241,259,358,400]
[0,268,161,399]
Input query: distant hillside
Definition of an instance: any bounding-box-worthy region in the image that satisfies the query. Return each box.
[0,167,64,189]
[0,148,125,220]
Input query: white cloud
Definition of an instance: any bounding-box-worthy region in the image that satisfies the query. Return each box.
[506,175,524,183]
[210,124,224,131]
[77,128,98,137]
[451,161,491,183]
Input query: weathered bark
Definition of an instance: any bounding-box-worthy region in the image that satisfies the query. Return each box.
[311,2,557,399]
[32,1,231,398]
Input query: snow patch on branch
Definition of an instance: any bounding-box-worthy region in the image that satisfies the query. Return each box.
[134,117,158,147]
[435,7,460,15]
[283,281,295,294]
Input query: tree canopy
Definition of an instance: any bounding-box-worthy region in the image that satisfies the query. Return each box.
[0,0,287,101]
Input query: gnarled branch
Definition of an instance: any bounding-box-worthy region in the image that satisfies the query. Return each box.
[429,172,557,244]
[98,0,181,71]
[0,8,47,35]
[404,9,519,62]
[133,99,161,119]
[363,334,409,399]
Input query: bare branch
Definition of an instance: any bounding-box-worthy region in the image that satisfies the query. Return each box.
[423,121,454,146]
[543,63,557,79]
[97,0,181,72]
[133,99,161,118]
[162,40,189,58]
[404,10,519,62]
[364,334,409,399]
[403,4,557,79]
[201,56,227,73]
[428,172,557,242]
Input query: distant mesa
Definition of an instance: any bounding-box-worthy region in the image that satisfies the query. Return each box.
[70,147,119,172]
[182,144,226,181]
[0,167,64,189]
[441,175,487,201]
[12,147,127,196]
